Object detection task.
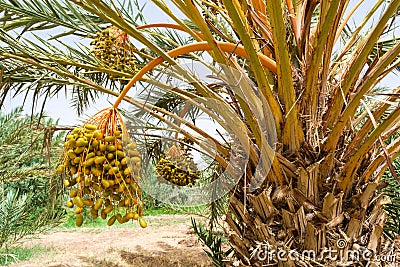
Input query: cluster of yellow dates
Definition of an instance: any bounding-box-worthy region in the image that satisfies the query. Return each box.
[57,124,146,228]
[156,141,199,187]
[90,26,137,81]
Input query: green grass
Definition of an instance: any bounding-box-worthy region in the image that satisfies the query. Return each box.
[60,204,210,229]
[0,245,49,266]
[167,204,208,215]
[144,206,185,216]
[61,206,191,228]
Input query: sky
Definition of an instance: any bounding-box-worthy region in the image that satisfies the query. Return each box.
[1,0,399,126]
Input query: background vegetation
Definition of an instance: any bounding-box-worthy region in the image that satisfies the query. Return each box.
[0,108,64,262]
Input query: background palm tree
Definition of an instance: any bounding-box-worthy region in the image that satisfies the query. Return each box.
[0,107,64,252]
[0,0,399,265]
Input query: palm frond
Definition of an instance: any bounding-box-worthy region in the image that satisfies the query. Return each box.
[0,0,103,35]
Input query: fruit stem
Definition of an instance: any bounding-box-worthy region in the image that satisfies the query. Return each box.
[112,41,277,109]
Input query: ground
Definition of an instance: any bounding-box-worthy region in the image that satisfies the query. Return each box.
[9,214,213,267]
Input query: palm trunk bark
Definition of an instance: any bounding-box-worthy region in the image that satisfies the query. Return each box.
[226,155,392,266]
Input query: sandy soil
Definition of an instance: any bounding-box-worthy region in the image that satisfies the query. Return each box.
[9,215,213,267]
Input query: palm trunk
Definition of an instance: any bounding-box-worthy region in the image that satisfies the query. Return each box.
[226,154,392,266]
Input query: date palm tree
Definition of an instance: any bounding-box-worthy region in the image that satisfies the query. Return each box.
[0,0,399,265]
[0,108,64,252]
